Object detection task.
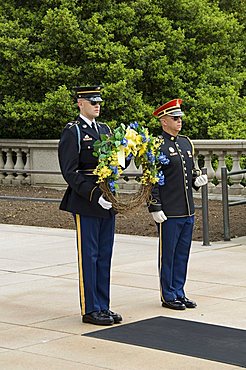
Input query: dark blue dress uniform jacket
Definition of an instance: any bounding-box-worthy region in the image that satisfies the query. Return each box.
[148,131,199,217]
[58,115,114,218]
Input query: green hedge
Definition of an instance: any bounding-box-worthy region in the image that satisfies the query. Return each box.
[0,0,245,139]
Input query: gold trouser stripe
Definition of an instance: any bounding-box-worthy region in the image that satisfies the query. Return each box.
[75,214,86,315]
[159,224,164,302]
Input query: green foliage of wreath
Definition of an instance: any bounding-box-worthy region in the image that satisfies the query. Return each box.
[93,122,164,213]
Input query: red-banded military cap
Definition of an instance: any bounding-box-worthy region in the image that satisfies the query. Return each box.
[153,99,184,118]
[75,85,103,102]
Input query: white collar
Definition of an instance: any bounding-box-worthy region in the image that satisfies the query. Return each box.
[79,114,96,127]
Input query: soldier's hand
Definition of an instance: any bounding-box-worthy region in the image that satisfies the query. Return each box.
[151,211,167,223]
[98,195,112,210]
[194,174,208,187]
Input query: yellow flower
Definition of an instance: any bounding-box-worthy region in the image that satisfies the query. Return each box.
[94,166,112,181]
[124,146,131,157]
[136,134,143,145]
[125,128,138,147]
[138,142,148,156]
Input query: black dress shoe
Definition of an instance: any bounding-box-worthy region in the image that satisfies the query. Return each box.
[102,309,122,323]
[162,299,186,310]
[178,296,197,308]
[82,311,114,326]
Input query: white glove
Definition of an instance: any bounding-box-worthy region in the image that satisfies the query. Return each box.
[98,195,112,210]
[194,174,208,187]
[151,211,167,223]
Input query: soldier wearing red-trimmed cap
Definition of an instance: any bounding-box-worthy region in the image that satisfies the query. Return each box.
[149,99,208,310]
[153,99,184,118]
[58,85,122,326]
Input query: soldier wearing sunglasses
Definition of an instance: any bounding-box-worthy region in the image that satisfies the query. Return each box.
[148,99,208,310]
[58,86,122,326]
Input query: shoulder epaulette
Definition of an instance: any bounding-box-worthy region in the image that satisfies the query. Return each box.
[66,120,80,129]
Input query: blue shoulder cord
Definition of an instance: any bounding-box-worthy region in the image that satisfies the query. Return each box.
[75,124,81,153]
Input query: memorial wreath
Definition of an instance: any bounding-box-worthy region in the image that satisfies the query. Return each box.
[93,122,167,213]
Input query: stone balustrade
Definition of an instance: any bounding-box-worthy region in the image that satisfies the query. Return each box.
[193,140,245,197]
[0,139,245,197]
[0,139,62,187]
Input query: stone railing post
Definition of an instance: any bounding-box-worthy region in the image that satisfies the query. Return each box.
[12,148,25,183]
[202,151,215,180]
[23,149,31,184]
[196,149,216,192]
[0,149,5,181]
[214,151,226,193]
[3,149,15,184]
[229,151,244,195]
[118,159,142,192]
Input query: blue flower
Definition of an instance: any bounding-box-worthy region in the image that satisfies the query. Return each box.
[108,180,116,192]
[121,138,128,147]
[140,133,147,143]
[129,121,139,129]
[157,170,165,186]
[109,165,118,175]
[147,150,155,164]
[158,152,170,165]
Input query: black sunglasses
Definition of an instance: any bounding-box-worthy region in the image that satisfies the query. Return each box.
[85,99,101,106]
[170,116,182,121]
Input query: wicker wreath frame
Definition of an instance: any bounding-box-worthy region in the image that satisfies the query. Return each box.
[99,181,152,214]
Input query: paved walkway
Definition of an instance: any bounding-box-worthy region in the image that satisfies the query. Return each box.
[0,223,245,369]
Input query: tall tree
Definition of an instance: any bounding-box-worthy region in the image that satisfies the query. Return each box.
[0,0,245,139]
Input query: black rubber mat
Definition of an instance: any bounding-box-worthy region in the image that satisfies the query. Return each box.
[84,316,246,367]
